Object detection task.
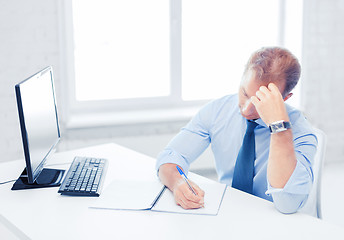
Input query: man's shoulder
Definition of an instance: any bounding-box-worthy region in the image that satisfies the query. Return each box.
[196,94,240,125]
[286,104,315,134]
[285,104,306,122]
[206,93,238,109]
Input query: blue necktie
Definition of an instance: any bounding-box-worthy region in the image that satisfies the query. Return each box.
[232,120,258,194]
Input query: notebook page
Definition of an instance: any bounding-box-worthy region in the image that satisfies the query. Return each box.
[90,180,165,211]
[152,173,227,216]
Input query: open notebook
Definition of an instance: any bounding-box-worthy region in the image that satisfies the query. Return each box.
[90,173,227,216]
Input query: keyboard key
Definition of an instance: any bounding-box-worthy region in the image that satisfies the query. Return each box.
[58,156,108,197]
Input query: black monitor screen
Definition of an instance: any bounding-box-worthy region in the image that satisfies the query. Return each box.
[15,66,60,184]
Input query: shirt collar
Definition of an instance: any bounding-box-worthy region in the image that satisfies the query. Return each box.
[236,106,268,128]
[253,118,268,128]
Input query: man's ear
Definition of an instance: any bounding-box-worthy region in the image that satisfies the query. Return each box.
[283,92,293,102]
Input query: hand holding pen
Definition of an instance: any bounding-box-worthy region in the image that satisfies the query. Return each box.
[176,165,198,195]
[175,165,205,209]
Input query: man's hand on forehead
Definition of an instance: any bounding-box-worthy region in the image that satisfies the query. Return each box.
[251,83,289,125]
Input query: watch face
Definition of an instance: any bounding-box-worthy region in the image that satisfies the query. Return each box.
[276,122,284,129]
[271,122,286,133]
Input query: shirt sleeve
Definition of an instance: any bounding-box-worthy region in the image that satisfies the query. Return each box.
[155,102,213,174]
[265,132,318,213]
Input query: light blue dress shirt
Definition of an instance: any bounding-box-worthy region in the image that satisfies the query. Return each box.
[156,94,317,213]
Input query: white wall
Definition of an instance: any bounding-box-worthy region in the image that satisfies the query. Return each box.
[302,0,344,165]
[1,0,344,173]
[0,0,61,162]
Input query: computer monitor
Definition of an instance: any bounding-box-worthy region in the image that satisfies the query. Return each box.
[12,66,65,190]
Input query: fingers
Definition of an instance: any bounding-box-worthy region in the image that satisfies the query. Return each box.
[192,183,205,198]
[181,185,204,208]
[255,89,265,100]
[267,82,279,92]
[183,189,200,202]
[250,95,260,106]
[251,86,271,107]
[258,85,270,95]
[255,85,272,99]
[253,83,281,103]
[184,181,203,200]
[174,192,203,209]
[173,180,205,209]
[177,195,204,209]
[251,82,289,125]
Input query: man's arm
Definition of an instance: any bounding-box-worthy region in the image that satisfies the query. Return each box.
[252,82,317,213]
[156,101,214,209]
[251,83,297,188]
[158,163,204,209]
[268,128,297,188]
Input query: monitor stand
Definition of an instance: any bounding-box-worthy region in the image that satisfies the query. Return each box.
[11,168,65,191]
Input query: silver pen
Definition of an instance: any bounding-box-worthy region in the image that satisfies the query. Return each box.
[176,165,197,195]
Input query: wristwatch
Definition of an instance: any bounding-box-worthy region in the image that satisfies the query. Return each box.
[268,120,292,134]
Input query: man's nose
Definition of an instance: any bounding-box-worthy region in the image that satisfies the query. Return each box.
[243,99,252,112]
[243,100,256,115]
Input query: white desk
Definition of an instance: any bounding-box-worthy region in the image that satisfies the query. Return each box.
[1,143,343,240]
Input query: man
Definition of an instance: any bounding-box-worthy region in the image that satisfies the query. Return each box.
[156,47,317,214]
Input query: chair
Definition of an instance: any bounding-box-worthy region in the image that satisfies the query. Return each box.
[300,127,327,218]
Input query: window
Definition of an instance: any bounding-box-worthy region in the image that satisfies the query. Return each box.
[182,0,279,101]
[73,0,170,101]
[66,0,303,123]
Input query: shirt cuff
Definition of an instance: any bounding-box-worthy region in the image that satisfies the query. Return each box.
[265,159,312,196]
[155,149,191,176]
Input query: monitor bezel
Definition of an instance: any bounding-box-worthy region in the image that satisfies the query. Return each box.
[15,66,61,184]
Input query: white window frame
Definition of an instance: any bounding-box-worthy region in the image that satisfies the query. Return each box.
[58,0,298,129]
